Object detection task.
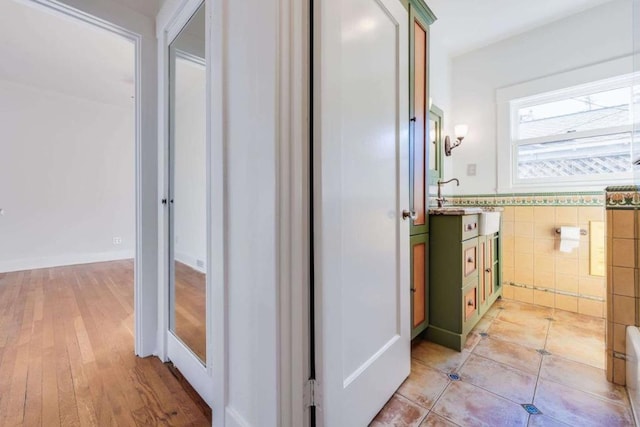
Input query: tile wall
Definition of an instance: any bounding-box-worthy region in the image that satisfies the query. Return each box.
[449,193,606,317]
[605,186,640,385]
[500,205,605,317]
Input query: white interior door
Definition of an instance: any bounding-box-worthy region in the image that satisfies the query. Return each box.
[315,0,409,424]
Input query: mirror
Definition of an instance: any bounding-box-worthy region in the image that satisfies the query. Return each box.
[169,3,206,363]
[428,104,443,183]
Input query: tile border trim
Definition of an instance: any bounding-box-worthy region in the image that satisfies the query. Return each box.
[504,281,606,302]
[605,186,640,209]
[441,192,605,207]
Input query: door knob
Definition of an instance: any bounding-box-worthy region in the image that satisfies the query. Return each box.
[402,210,417,221]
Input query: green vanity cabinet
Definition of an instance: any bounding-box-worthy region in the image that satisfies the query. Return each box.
[427,214,502,351]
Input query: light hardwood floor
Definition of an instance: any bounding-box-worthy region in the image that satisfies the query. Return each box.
[173,262,206,362]
[0,260,211,426]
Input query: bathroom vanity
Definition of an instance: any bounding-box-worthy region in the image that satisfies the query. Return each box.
[426,208,502,351]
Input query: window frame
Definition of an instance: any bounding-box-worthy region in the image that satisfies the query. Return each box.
[496,57,635,192]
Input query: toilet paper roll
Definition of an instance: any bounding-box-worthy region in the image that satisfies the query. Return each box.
[559,226,580,253]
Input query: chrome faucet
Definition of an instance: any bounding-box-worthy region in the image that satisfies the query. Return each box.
[436,178,460,208]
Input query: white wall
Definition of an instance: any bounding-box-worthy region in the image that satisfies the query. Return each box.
[0,79,134,272]
[55,0,159,357]
[429,22,453,183]
[449,0,633,194]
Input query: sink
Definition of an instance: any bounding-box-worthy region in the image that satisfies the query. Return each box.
[478,211,501,235]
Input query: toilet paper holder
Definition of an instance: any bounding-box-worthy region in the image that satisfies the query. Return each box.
[555,228,587,236]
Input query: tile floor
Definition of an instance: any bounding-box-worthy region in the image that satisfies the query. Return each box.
[371,299,635,427]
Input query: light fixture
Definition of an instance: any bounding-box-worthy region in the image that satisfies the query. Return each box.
[444,124,468,156]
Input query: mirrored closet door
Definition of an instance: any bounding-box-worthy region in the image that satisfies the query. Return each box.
[167,1,212,405]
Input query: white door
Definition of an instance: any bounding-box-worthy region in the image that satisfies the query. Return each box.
[165,0,213,406]
[315,0,409,424]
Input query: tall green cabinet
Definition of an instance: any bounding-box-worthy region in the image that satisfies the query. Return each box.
[406,0,437,339]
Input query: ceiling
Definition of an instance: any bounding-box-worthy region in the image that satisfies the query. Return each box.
[0,0,135,107]
[426,0,620,57]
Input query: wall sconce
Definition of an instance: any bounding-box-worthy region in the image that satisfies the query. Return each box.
[444,124,468,156]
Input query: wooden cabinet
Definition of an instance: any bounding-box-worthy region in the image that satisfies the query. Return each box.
[411,234,429,338]
[479,232,501,314]
[407,0,436,340]
[427,214,502,351]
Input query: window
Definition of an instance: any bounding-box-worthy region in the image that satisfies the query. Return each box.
[500,70,638,190]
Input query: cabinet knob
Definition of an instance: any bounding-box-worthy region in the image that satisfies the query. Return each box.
[467,299,474,306]
[467,257,474,263]
[485,268,491,273]
[402,210,417,221]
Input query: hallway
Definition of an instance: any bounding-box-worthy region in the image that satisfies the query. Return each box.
[0,260,210,426]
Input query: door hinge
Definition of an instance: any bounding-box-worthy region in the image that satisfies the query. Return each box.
[306,379,318,408]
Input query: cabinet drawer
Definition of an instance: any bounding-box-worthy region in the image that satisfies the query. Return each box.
[462,214,479,240]
[463,282,478,322]
[462,239,479,284]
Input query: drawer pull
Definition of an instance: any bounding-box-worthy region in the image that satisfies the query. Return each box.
[464,223,477,231]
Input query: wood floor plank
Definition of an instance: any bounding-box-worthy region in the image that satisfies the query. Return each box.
[0,260,211,426]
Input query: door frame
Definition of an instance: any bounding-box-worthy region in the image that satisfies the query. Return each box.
[27,0,157,357]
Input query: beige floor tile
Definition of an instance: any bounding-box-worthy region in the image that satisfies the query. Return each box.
[539,355,628,405]
[483,300,506,318]
[472,337,542,375]
[470,316,494,333]
[487,318,548,349]
[533,379,633,427]
[458,354,537,404]
[432,381,529,427]
[398,360,450,410]
[496,300,553,328]
[370,394,429,427]
[389,301,632,427]
[419,412,460,427]
[545,322,605,369]
[411,340,471,374]
[550,309,605,333]
[527,414,571,426]
[462,331,481,352]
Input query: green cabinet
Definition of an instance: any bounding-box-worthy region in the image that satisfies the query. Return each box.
[411,233,429,339]
[427,214,502,351]
[407,0,436,340]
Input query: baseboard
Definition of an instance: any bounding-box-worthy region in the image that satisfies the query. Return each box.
[0,250,135,273]
[174,251,207,274]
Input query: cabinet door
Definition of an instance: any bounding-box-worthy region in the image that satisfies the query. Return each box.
[411,233,429,339]
[488,233,500,300]
[478,236,488,312]
[409,8,429,235]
